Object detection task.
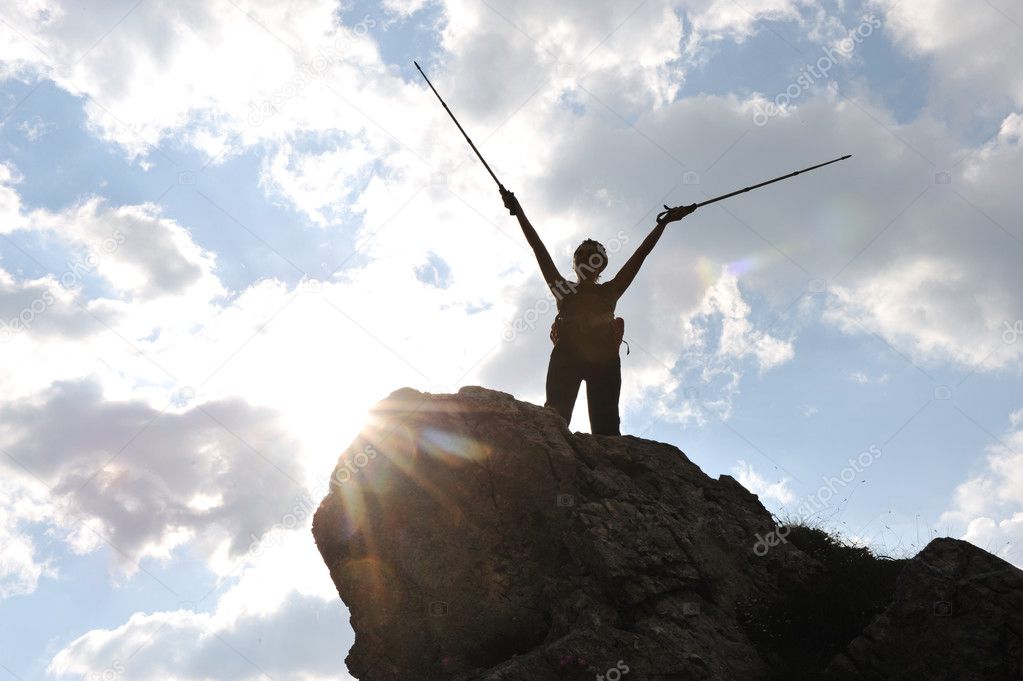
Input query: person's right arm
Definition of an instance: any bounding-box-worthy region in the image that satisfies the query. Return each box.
[501,188,563,290]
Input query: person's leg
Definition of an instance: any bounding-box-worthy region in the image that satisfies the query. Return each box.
[545,344,582,427]
[586,356,622,435]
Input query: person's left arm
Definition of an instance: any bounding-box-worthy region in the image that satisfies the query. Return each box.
[609,204,696,297]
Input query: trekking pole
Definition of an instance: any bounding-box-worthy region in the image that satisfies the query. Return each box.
[658,154,851,221]
[414,60,505,192]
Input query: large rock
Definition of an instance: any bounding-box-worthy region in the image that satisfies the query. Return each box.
[312,387,813,680]
[826,537,1023,681]
[311,386,1023,680]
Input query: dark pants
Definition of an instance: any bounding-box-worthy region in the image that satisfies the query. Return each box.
[545,342,622,435]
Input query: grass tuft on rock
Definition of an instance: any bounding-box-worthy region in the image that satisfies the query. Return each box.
[738,521,907,679]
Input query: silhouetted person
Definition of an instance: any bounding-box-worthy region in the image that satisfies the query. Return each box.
[501,188,696,435]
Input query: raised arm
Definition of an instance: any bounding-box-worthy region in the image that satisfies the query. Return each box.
[501,188,563,289]
[610,204,696,297]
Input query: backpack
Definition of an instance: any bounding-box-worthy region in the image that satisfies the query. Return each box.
[550,315,630,355]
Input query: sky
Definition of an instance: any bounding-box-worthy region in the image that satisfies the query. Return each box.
[0,0,1021,678]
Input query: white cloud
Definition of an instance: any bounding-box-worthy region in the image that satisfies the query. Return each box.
[1010,408,1023,429]
[0,162,26,231]
[732,459,796,505]
[0,0,837,167]
[700,269,794,371]
[686,0,802,41]
[1,0,392,158]
[879,0,1023,121]
[259,136,378,227]
[826,255,1020,371]
[819,107,1023,373]
[941,415,1023,568]
[47,594,353,681]
[0,529,45,598]
[48,507,351,680]
[23,197,223,302]
[16,115,53,141]
[0,379,309,574]
[848,371,888,384]
[828,258,987,364]
[381,0,433,17]
[0,477,56,599]
[0,268,102,345]
[642,268,794,425]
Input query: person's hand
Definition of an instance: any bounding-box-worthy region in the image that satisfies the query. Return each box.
[501,187,522,217]
[657,203,696,225]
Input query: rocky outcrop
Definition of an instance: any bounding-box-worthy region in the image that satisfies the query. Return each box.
[827,537,1023,680]
[311,387,1023,681]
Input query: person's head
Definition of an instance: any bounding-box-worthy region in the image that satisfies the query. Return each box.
[573,239,608,282]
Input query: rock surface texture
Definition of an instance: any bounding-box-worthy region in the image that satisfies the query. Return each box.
[826,537,1023,680]
[312,387,1023,681]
